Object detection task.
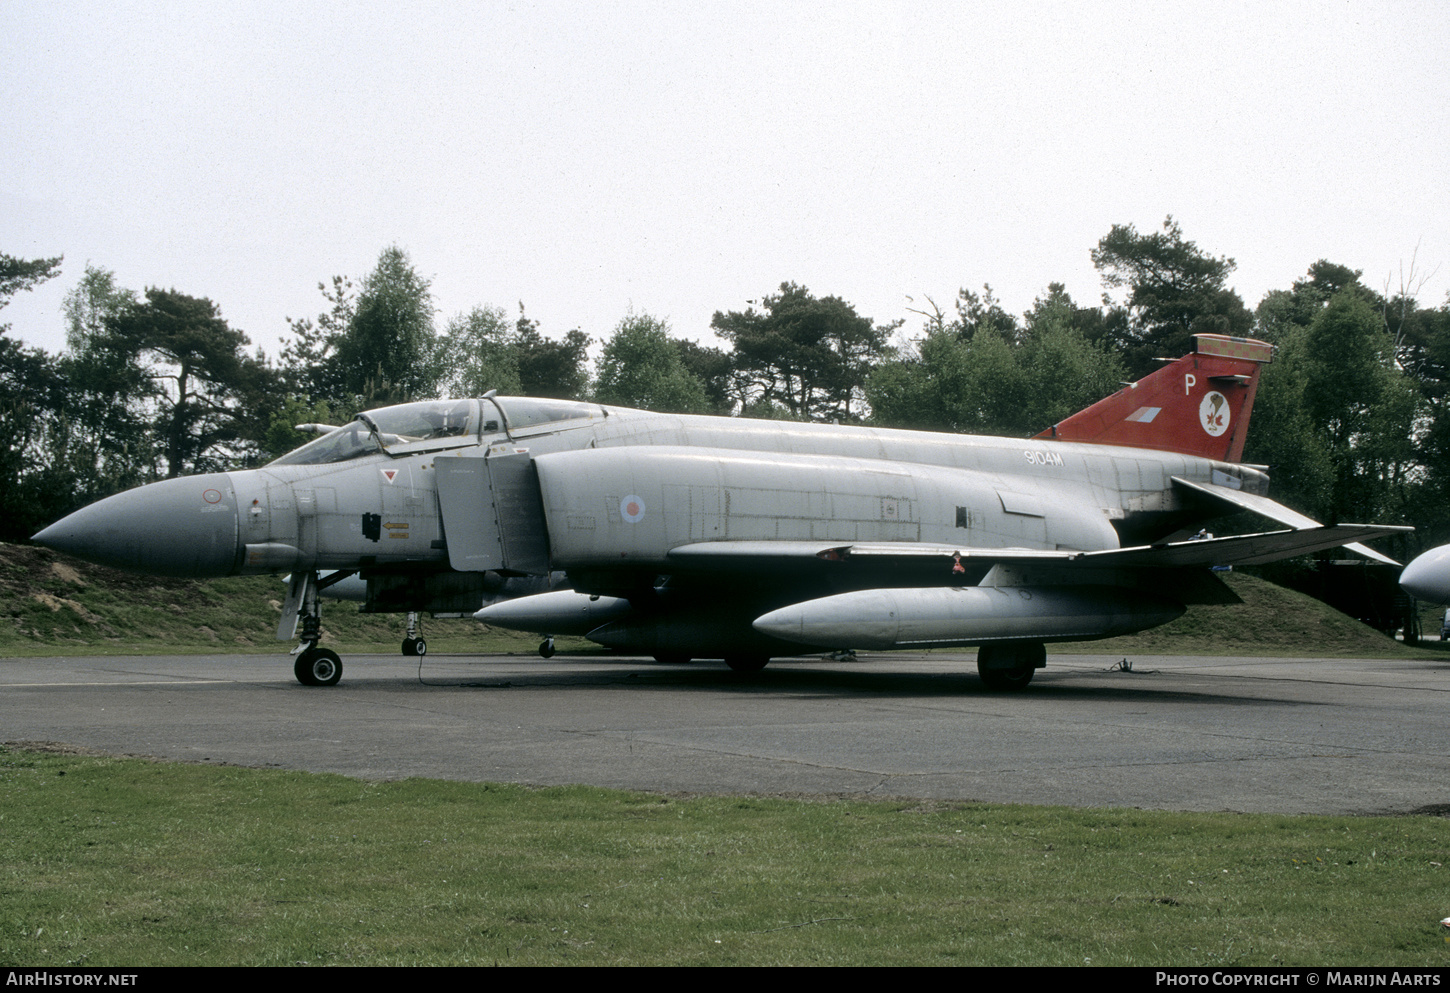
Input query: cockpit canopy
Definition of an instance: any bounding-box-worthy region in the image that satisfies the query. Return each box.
[491,397,601,431]
[268,397,605,466]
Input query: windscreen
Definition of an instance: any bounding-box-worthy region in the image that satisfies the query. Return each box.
[268,420,380,466]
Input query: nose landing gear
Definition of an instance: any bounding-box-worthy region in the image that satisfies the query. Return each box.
[295,646,343,686]
[282,570,354,687]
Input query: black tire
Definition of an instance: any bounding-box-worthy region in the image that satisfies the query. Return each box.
[294,650,318,686]
[976,642,1043,691]
[295,647,343,687]
[977,663,1035,691]
[724,654,770,672]
[539,638,555,659]
[414,638,427,657]
[401,639,415,656]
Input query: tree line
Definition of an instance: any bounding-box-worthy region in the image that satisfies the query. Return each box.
[3,218,1448,553]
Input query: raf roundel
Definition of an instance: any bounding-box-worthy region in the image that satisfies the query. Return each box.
[1199,391,1230,437]
[619,495,646,524]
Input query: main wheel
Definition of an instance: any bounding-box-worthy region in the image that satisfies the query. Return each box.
[539,638,555,659]
[295,647,343,686]
[402,638,428,657]
[976,642,1043,691]
[978,663,1034,691]
[724,653,770,672]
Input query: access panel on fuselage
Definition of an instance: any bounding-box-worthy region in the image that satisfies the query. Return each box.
[487,452,551,574]
[436,451,550,574]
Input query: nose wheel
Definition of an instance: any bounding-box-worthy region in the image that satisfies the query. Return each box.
[283,570,348,686]
[295,647,343,686]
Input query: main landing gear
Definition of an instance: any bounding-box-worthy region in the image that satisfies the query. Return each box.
[402,611,427,657]
[976,641,1045,691]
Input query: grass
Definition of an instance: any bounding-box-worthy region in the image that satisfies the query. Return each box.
[1083,571,1440,658]
[1,745,1446,967]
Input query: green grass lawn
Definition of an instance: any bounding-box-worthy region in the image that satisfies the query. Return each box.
[2,746,1447,967]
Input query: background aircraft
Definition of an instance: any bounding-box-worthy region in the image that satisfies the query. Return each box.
[34,333,1405,688]
[1400,544,1450,603]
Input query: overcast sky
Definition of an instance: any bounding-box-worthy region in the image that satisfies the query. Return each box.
[3,0,1447,363]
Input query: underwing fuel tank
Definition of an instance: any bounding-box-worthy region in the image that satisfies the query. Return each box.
[474,590,635,635]
[475,590,798,657]
[752,586,1185,651]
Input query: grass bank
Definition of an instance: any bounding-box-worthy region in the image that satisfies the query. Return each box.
[1083,571,1436,658]
[0,543,581,658]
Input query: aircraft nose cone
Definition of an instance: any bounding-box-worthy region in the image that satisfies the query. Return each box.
[1400,544,1450,604]
[32,473,242,578]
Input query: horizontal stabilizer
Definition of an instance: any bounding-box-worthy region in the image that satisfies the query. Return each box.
[1081,524,1412,568]
[1173,477,1402,565]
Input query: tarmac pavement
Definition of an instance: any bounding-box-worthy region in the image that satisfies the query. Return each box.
[4,650,1448,815]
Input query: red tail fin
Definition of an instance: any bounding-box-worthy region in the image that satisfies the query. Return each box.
[1034,334,1273,462]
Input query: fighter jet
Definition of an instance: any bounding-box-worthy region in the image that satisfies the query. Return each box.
[33,333,1407,688]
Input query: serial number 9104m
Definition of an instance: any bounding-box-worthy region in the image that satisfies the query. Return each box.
[1023,449,1064,467]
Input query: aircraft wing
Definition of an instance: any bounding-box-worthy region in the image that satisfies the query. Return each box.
[666,541,1072,567]
[737,525,1403,654]
[1172,477,1401,565]
[669,523,1410,572]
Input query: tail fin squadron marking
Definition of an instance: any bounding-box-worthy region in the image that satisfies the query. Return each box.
[1035,334,1273,462]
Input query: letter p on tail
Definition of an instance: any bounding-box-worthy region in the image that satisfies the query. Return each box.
[1034,334,1274,463]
